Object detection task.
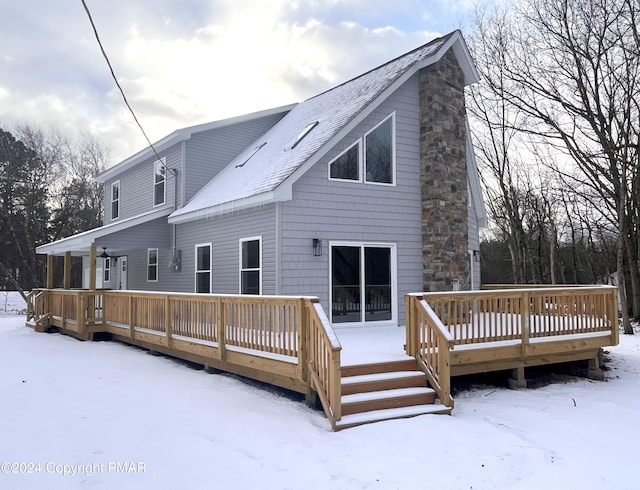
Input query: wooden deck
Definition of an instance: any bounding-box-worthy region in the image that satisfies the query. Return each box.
[26,285,618,430]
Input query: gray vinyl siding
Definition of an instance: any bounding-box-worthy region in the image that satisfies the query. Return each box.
[98,217,171,291]
[184,113,288,203]
[169,205,277,294]
[279,74,423,325]
[103,147,182,222]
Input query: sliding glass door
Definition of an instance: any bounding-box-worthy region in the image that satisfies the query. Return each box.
[331,243,395,324]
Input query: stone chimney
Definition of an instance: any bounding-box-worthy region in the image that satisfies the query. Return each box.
[419,48,469,291]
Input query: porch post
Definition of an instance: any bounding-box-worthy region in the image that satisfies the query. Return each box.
[63,251,71,289]
[89,245,97,290]
[46,255,54,289]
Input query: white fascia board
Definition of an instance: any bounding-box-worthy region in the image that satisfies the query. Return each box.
[36,206,173,255]
[417,31,480,86]
[97,103,297,184]
[168,191,283,224]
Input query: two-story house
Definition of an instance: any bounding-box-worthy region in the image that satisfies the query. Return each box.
[36,30,487,327]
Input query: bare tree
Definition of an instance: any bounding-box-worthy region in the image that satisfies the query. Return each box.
[471,0,637,333]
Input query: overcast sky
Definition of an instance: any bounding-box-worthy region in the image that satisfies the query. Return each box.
[0,0,487,164]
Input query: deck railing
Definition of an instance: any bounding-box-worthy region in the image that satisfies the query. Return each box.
[29,289,342,422]
[406,285,618,403]
[405,294,455,407]
[418,286,618,346]
[307,298,342,427]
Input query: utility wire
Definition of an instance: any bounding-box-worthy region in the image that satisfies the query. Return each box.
[81,0,165,166]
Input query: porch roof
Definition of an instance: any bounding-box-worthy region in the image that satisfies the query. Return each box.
[36,206,173,256]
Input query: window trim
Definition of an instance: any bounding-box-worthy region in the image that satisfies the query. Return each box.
[328,140,362,183]
[194,242,212,293]
[364,112,396,186]
[103,257,111,283]
[239,236,262,295]
[147,248,158,282]
[111,180,120,220]
[153,158,167,207]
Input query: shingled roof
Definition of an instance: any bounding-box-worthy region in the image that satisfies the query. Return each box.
[169,30,478,223]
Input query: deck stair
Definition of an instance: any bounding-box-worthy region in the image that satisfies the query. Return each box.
[335,358,451,430]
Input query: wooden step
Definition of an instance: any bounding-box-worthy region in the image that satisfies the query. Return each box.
[341,387,436,416]
[341,358,418,378]
[341,371,427,395]
[334,404,452,430]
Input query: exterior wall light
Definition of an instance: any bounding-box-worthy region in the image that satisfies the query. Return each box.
[313,238,322,257]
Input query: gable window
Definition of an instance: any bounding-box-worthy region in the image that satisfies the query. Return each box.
[195,243,212,293]
[154,159,166,206]
[103,257,111,283]
[239,237,261,295]
[365,114,395,185]
[147,248,158,282]
[329,141,360,181]
[111,181,120,220]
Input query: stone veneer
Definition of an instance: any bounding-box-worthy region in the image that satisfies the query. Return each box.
[419,48,469,291]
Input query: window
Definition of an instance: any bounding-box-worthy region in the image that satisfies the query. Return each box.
[154,159,166,206]
[329,141,360,181]
[147,248,158,282]
[111,181,120,220]
[365,114,394,184]
[240,237,261,295]
[103,257,111,283]
[195,244,212,293]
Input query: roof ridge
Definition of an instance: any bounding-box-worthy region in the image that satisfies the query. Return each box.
[305,30,458,102]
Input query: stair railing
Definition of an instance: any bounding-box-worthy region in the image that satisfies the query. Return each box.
[307,298,342,428]
[405,294,455,408]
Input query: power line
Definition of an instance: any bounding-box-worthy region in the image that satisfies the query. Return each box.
[80,0,164,165]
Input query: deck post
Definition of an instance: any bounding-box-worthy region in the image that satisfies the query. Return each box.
[331,352,342,421]
[521,290,530,356]
[128,294,135,340]
[298,298,310,383]
[217,298,226,361]
[508,363,528,389]
[46,255,54,289]
[165,294,173,350]
[587,352,605,380]
[63,251,71,289]
[88,245,97,291]
[77,293,87,339]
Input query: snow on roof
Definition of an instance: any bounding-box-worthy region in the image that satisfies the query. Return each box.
[169,30,476,223]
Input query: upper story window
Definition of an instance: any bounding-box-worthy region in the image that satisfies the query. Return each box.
[239,236,261,295]
[111,181,120,220]
[154,159,166,207]
[328,113,395,186]
[329,141,360,181]
[364,114,394,185]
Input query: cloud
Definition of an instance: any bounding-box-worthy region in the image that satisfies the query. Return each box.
[0,0,480,163]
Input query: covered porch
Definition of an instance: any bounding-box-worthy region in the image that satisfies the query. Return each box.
[35,207,173,291]
[25,285,618,430]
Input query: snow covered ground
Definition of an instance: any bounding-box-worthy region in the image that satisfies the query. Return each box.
[0,290,27,315]
[1,294,638,489]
